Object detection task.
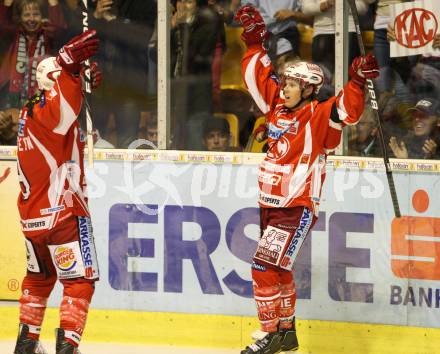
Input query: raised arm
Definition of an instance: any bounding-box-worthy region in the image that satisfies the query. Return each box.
[35,30,100,134]
[46,0,67,35]
[323,54,379,152]
[234,5,280,116]
[0,0,16,34]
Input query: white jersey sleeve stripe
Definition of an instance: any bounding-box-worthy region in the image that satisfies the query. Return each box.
[70,128,89,213]
[28,129,58,171]
[245,53,270,114]
[53,86,78,135]
[328,119,342,130]
[336,90,357,125]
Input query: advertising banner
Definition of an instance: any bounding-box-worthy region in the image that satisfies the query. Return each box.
[1,152,440,328]
[390,0,440,57]
[0,160,26,300]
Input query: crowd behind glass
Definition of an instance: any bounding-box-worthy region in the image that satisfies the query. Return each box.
[0,0,439,159]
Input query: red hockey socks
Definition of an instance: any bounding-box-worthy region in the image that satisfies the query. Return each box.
[19,294,48,340]
[252,265,281,332]
[279,271,296,329]
[60,296,90,346]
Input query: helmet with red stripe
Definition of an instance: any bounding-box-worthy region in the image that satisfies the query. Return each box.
[36,57,62,91]
[282,62,324,94]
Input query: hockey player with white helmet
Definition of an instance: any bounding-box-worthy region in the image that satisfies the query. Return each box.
[14,29,101,354]
[235,4,379,354]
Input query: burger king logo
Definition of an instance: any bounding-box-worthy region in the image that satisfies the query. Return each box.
[54,246,77,271]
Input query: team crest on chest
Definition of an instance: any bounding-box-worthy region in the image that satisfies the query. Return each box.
[267,136,290,161]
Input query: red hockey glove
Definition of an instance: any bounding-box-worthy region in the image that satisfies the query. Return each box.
[234,5,268,47]
[90,62,102,89]
[81,61,102,89]
[57,29,99,74]
[349,54,379,87]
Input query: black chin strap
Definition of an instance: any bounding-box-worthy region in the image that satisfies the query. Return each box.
[291,89,312,110]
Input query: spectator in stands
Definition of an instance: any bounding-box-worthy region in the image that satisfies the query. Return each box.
[145,121,158,148]
[0,108,19,145]
[208,0,240,24]
[348,106,380,157]
[171,0,222,150]
[389,98,440,160]
[245,0,313,62]
[202,118,233,151]
[91,0,157,148]
[302,0,372,74]
[137,111,158,149]
[0,0,66,110]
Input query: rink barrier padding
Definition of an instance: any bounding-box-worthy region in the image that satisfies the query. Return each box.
[2,146,440,353]
[1,146,440,171]
[1,306,440,354]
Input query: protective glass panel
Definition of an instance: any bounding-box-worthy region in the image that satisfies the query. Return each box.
[0,0,158,149]
[169,0,316,152]
[346,0,440,160]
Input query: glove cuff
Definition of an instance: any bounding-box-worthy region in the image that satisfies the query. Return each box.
[350,77,366,88]
[56,56,81,74]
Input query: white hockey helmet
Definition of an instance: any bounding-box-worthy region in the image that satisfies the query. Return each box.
[283,62,324,94]
[36,57,62,91]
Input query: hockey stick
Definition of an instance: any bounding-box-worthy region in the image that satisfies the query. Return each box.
[80,0,94,168]
[346,0,401,217]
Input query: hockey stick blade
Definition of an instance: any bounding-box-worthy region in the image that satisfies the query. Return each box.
[346,0,401,217]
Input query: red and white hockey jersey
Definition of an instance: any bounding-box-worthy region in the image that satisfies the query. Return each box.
[242,46,365,214]
[16,70,88,236]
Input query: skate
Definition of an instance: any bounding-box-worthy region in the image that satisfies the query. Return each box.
[55,328,82,354]
[279,327,298,352]
[13,323,48,354]
[241,331,282,354]
[251,325,298,353]
[14,324,36,354]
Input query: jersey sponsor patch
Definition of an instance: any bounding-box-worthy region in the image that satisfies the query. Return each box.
[78,216,99,279]
[258,171,282,186]
[259,192,283,206]
[40,205,65,215]
[260,160,291,174]
[21,217,50,231]
[25,239,40,273]
[252,262,267,272]
[268,123,288,139]
[276,119,292,128]
[260,54,271,68]
[254,225,291,267]
[49,241,86,279]
[289,120,299,135]
[300,154,310,164]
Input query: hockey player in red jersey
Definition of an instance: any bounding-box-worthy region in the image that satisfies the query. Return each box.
[235,5,379,354]
[14,29,101,354]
